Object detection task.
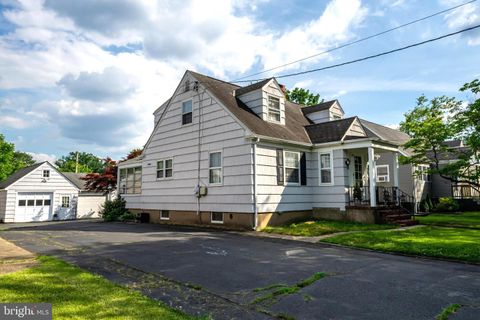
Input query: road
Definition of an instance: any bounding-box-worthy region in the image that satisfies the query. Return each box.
[1,220,478,319]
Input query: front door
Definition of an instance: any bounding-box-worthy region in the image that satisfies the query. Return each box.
[353,156,363,186]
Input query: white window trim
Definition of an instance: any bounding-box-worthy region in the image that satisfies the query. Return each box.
[42,170,50,178]
[119,165,142,195]
[210,212,224,224]
[160,210,170,220]
[283,150,301,186]
[181,99,194,126]
[376,164,390,183]
[267,95,281,123]
[319,151,334,186]
[156,158,173,180]
[61,195,70,208]
[209,150,223,186]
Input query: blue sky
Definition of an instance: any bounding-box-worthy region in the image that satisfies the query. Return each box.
[0,0,479,162]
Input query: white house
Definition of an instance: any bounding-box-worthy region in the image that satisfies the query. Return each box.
[118,71,419,229]
[0,162,106,223]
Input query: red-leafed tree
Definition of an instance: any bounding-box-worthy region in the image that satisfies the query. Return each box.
[82,157,117,194]
[81,148,143,194]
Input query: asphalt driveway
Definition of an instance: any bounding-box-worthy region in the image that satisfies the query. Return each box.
[1,220,479,319]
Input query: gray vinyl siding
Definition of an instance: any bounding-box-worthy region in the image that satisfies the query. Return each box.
[237,89,264,119]
[4,163,79,222]
[376,152,397,188]
[330,102,344,119]
[305,110,330,123]
[312,149,349,210]
[256,146,348,212]
[123,75,254,213]
[0,190,6,221]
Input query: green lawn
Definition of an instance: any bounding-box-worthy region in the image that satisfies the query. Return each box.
[0,256,195,320]
[322,226,480,263]
[262,219,395,237]
[417,212,480,229]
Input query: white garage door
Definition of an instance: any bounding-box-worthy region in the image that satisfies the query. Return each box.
[16,193,53,222]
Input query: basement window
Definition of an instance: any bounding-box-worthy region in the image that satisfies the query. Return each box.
[160,210,170,220]
[211,212,224,224]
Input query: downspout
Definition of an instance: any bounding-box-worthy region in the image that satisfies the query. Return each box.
[252,138,259,231]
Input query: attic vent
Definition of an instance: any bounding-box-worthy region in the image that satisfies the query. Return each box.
[184,79,190,92]
[193,81,199,92]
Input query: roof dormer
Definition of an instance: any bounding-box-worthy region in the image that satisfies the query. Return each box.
[235,78,286,125]
[301,100,344,124]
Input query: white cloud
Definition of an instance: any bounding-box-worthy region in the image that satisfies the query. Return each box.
[27,152,57,164]
[444,1,480,46]
[0,115,29,128]
[384,123,400,130]
[0,0,368,157]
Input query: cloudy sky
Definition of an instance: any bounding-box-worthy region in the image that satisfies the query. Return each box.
[0,0,479,162]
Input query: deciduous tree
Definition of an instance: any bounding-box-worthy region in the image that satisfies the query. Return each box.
[285,87,321,106]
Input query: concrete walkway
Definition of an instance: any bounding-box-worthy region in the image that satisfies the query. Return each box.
[0,236,37,274]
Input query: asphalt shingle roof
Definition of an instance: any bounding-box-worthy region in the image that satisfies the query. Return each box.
[0,162,44,189]
[301,100,338,115]
[305,117,357,143]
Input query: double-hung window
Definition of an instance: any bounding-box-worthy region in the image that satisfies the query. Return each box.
[209,152,222,185]
[182,100,193,125]
[61,196,70,208]
[284,151,300,184]
[419,165,430,182]
[376,165,390,182]
[319,152,333,184]
[267,96,281,122]
[157,159,173,179]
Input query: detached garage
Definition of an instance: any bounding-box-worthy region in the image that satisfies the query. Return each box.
[0,161,106,223]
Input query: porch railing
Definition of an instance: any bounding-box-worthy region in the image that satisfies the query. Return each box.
[452,184,480,199]
[347,186,415,214]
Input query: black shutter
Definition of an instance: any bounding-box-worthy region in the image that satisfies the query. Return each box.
[300,152,307,185]
[276,149,284,185]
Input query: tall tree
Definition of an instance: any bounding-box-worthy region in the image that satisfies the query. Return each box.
[13,151,35,171]
[0,134,15,181]
[55,151,105,173]
[400,79,480,189]
[285,87,322,106]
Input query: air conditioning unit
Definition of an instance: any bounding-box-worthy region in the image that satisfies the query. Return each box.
[195,185,208,198]
[377,176,389,182]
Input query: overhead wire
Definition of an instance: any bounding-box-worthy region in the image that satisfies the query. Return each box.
[231,0,478,82]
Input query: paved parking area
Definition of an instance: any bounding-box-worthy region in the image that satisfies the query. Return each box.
[1,220,479,319]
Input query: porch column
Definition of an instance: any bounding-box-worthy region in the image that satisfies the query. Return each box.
[393,152,399,188]
[368,146,377,207]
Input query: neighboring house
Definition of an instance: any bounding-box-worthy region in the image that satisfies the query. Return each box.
[118,71,419,229]
[0,161,106,223]
[429,140,480,200]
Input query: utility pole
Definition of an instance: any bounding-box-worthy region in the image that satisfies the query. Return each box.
[75,151,79,173]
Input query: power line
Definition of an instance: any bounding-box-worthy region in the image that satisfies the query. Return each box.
[232,23,480,83]
[232,0,478,82]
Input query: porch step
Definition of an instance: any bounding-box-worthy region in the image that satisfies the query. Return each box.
[376,207,416,226]
[395,219,419,227]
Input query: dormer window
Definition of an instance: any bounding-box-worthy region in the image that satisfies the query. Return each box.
[182,100,193,125]
[268,96,280,122]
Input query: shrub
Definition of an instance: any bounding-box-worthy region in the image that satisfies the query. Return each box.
[434,197,460,212]
[99,197,130,222]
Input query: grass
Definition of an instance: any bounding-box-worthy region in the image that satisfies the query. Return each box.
[417,211,480,229]
[436,303,462,320]
[262,219,395,237]
[322,226,480,263]
[0,256,195,320]
[252,272,326,305]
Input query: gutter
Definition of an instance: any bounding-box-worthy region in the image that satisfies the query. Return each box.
[245,134,313,148]
[252,138,259,230]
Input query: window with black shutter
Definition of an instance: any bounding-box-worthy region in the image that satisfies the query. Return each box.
[276,149,284,185]
[300,152,307,185]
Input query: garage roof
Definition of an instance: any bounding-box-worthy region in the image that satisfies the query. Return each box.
[0,162,44,189]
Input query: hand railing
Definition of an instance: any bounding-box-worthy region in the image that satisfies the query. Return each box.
[347,186,415,214]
